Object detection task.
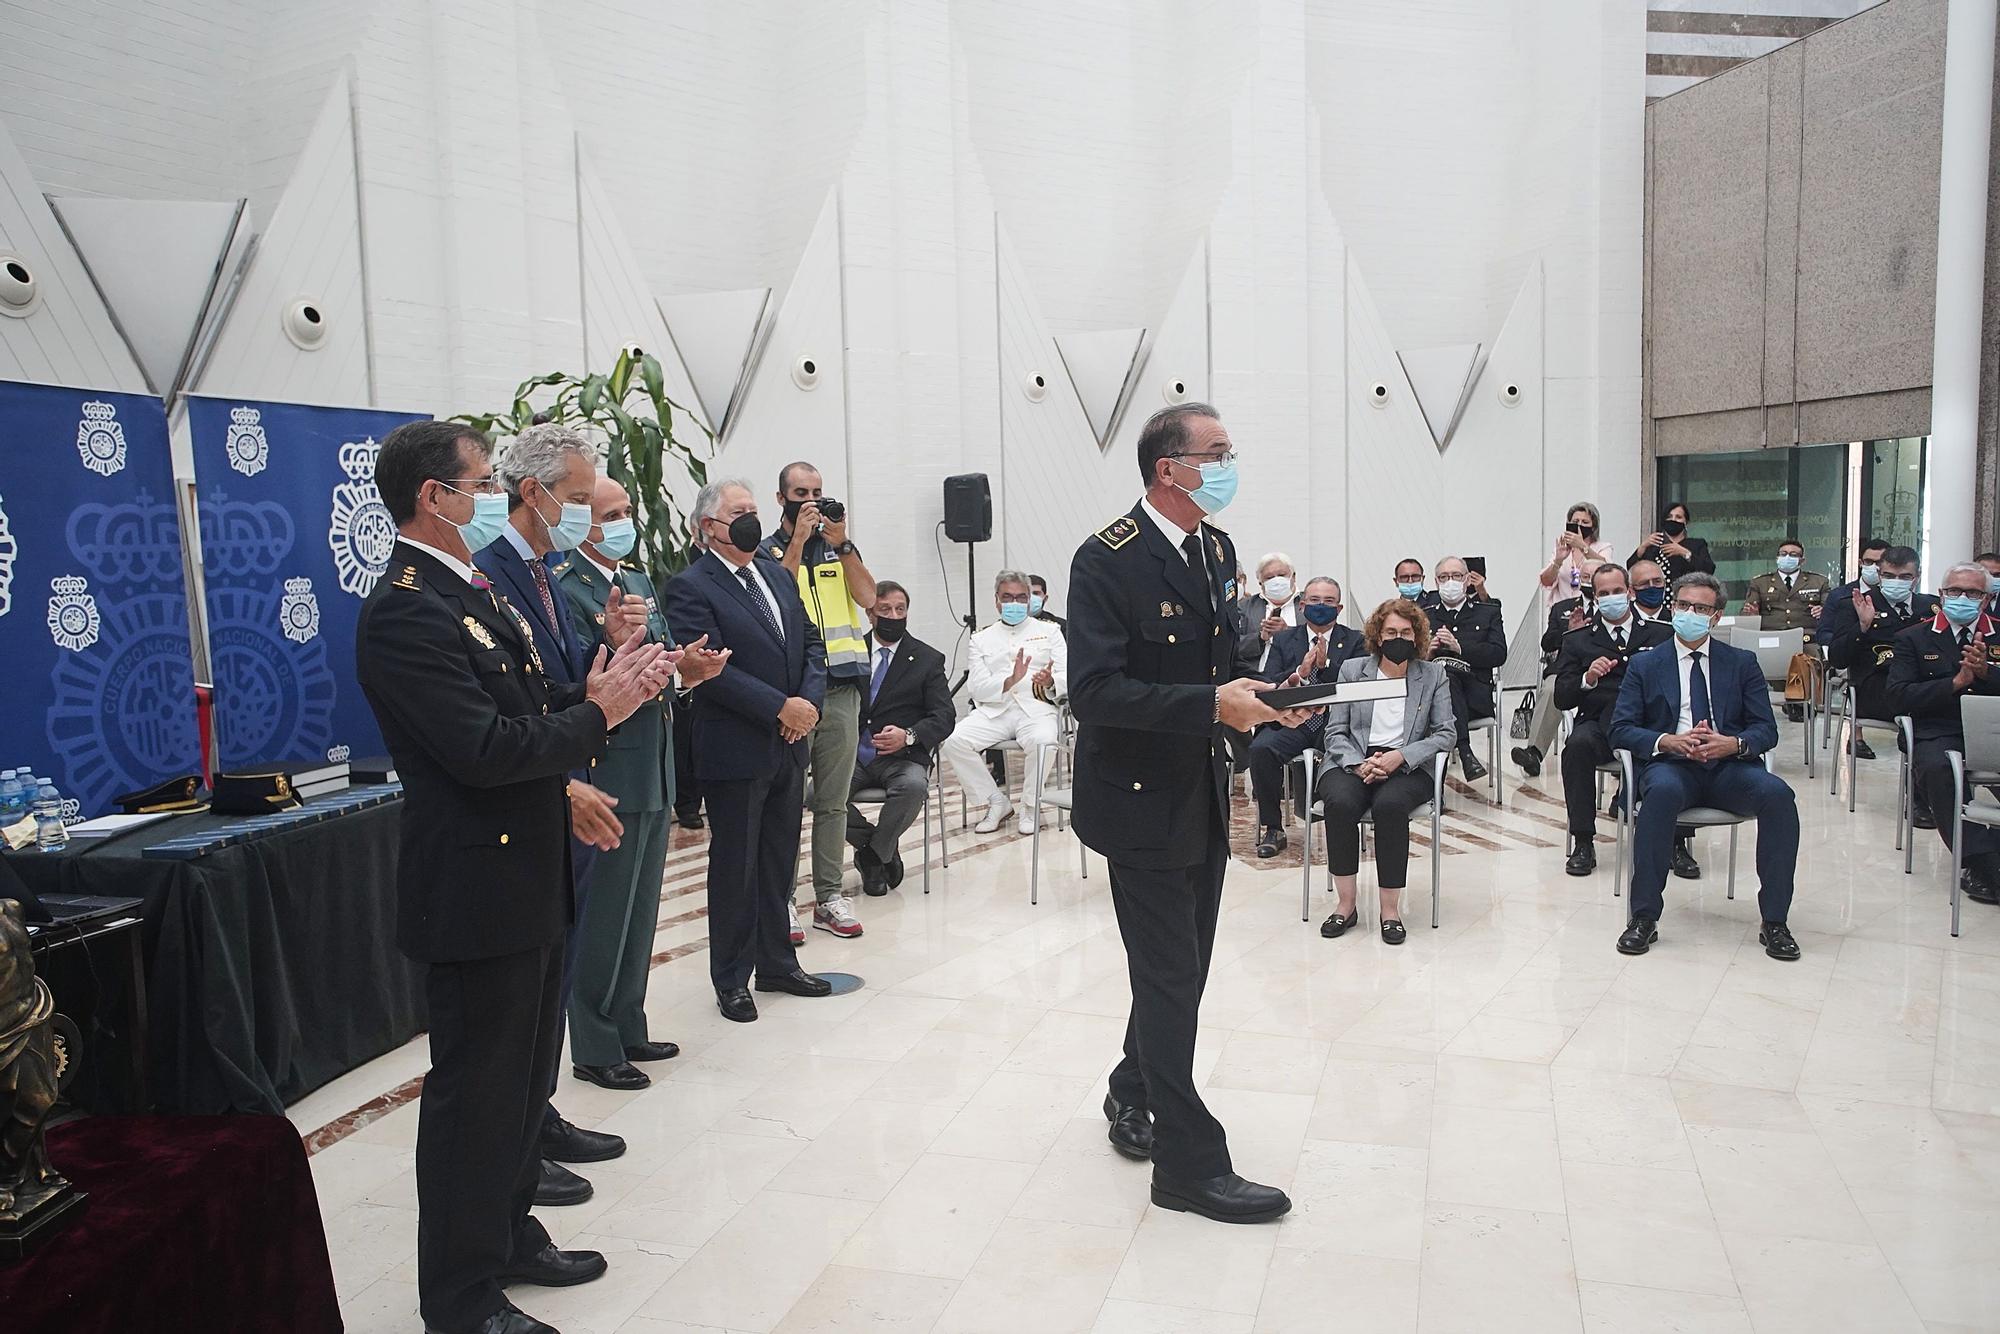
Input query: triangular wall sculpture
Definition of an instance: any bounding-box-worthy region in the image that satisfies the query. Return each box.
[0,113,148,391]
[194,73,371,406]
[51,197,248,398]
[1054,327,1147,448]
[1395,341,1484,450]
[656,288,769,436]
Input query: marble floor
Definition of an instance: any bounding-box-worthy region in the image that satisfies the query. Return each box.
[303,735,2000,1334]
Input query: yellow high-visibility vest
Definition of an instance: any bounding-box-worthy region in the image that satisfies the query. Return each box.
[794,548,869,672]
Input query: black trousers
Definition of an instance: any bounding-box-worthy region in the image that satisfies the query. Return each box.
[417,944,563,1332]
[1442,668,1494,753]
[1248,723,1315,828]
[703,762,807,992]
[672,692,702,816]
[1562,719,1614,836]
[1106,815,1231,1180]
[1316,764,1435,888]
[1914,735,2000,865]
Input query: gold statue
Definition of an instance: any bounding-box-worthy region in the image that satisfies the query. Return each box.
[0,897,84,1256]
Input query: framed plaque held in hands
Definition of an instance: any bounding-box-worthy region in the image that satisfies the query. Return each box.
[1260,676,1409,711]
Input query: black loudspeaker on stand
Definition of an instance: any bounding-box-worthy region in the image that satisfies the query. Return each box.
[943,474,991,689]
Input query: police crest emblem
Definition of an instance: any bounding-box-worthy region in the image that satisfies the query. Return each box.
[279,575,321,644]
[329,437,397,597]
[75,400,127,477]
[224,405,270,477]
[464,616,496,649]
[47,574,101,651]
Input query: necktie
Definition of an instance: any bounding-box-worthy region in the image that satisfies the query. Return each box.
[1784,574,1794,590]
[1180,534,1212,610]
[529,557,560,633]
[1612,625,1626,653]
[738,566,783,641]
[857,647,893,765]
[1689,650,1711,729]
[1959,628,1972,650]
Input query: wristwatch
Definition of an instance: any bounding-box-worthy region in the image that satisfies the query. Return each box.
[835,540,856,556]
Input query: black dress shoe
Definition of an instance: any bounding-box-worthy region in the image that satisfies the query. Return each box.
[676,809,705,830]
[1460,750,1488,782]
[500,1241,609,1288]
[860,860,891,897]
[572,1061,650,1091]
[1103,1094,1154,1161]
[1759,921,1801,961]
[886,852,906,889]
[1512,745,1543,777]
[1565,836,1596,876]
[533,1159,593,1207]
[1913,804,1937,831]
[755,968,833,997]
[1617,918,1659,956]
[426,1300,559,1334]
[624,1040,680,1062]
[1380,918,1407,946]
[539,1117,625,1164]
[1962,869,2000,905]
[1150,1169,1292,1223]
[1852,738,1877,761]
[1670,840,1702,879]
[1320,910,1357,939]
[717,988,759,1022]
[1256,827,1288,858]
[1783,703,1805,723]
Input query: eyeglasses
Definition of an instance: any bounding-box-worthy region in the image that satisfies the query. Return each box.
[1671,600,1718,615]
[1943,586,1987,598]
[442,477,504,495]
[1169,450,1237,467]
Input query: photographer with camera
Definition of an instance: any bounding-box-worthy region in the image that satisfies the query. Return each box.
[764,461,879,940]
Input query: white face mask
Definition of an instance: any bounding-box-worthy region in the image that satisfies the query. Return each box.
[1261,575,1293,603]
[1438,579,1467,604]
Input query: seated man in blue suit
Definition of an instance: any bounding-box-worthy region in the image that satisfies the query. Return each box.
[1248,577,1365,857]
[1609,571,1802,962]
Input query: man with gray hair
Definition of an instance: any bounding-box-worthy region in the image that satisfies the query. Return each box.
[1888,560,2000,909]
[473,421,634,1196]
[939,569,1069,834]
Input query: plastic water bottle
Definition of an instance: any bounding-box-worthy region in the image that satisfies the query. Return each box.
[33,782,68,852]
[0,771,23,823]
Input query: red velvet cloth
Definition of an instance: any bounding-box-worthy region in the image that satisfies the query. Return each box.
[0,1115,341,1333]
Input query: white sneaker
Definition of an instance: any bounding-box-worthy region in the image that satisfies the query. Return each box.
[813,895,864,938]
[787,900,805,946]
[1017,809,1037,836]
[974,795,1013,834]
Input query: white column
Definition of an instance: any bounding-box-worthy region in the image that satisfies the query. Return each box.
[1924,0,1998,572]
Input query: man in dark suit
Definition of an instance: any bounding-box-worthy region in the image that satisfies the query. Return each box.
[1418,555,1507,781]
[664,478,831,1023]
[1610,571,1801,962]
[1068,403,1306,1225]
[1820,544,1935,728]
[555,476,727,1092]
[1888,563,2000,905]
[1552,563,1671,875]
[845,579,955,896]
[1248,576,1364,856]
[473,424,626,1200]
[356,420,675,1334]
[1817,537,1890,758]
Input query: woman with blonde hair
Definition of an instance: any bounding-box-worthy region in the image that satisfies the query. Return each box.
[1315,598,1458,944]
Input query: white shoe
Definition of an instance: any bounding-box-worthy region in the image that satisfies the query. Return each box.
[974,796,1013,834]
[1017,810,1037,836]
[812,895,864,938]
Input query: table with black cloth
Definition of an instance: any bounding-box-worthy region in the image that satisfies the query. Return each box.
[2,797,422,1115]
[0,1113,341,1333]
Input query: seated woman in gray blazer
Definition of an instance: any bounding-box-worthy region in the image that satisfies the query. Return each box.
[1316,598,1458,944]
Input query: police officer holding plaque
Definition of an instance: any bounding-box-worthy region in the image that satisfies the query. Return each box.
[1065,403,1308,1226]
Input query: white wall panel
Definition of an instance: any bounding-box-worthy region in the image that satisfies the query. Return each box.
[194,75,370,407]
[0,116,147,392]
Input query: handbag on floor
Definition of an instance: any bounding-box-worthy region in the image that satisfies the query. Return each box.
[1509,688,1536,740]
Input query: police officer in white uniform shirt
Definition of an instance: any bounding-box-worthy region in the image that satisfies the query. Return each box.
[940,570,1069,835]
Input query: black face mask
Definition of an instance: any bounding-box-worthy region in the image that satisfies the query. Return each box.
[1662,519,1687,537]
[873,616,907,644]
[711,513,763,554]
[1379,637,1419,665]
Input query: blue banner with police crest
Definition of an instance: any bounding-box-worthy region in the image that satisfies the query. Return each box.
[0,380,202,818]
[186,397,427,770]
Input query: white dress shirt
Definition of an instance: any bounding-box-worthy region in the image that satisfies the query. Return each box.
[1652,636,1712,753]
[398,535,480,588]
[966,616,1068,718]
[711,549,785,640]
[1255,600,1301,672]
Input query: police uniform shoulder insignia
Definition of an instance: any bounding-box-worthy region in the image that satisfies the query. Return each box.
[463,616,496,649]
[551,561,571,576]
[621,559,644,572]
[392,564,421,591]
[1095,516,1139,549]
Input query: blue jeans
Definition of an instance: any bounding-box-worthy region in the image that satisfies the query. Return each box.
[1631,758,1797,923]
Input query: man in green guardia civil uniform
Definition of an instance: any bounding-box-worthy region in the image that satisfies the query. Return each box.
[554,475,687,1092]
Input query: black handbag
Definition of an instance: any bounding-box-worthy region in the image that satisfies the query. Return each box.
[1509,688,1536,740]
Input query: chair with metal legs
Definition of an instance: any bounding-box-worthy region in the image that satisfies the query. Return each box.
[1829,679,1908,808]
[1028,740,1086,904]
[1612,748,1773,904]
[1291,749,1447,927]
[1465,714,1504,804]
[847,753,948,895]
[1944,696,2000,937]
